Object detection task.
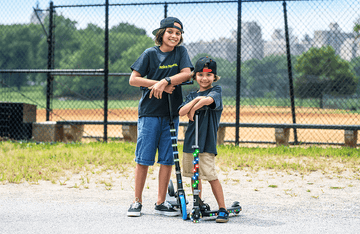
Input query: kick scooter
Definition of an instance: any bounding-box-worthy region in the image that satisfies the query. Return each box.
[190,111,242,223]
[165,80,193,220]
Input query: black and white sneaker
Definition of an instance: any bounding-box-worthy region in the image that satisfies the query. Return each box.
[154,201,180,216]
[127,201,142,217]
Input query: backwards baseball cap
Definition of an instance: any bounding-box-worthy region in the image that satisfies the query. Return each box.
[152,17,184,36]
[194,57,217,75]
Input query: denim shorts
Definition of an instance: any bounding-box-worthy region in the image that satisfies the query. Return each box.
[135,116,179,166]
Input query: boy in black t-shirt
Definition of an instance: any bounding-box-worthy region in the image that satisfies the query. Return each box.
[179,57,229,223]
[127,17,193,217]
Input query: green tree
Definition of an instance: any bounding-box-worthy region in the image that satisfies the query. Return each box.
[241,55,296,98]
[0,24,43,89]
[110,34,154,97]
[55,24,104,99]
[54,22,153,99]
[110,23,146,35]
[34,15,81,87]
[354,22,360,39]
[294,46,357,108]
[350,57,360,94]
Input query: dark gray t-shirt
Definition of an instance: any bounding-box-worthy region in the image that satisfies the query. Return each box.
[130,46,193,118]
[180,85,223,155]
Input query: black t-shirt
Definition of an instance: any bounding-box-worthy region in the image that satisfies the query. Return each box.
[130,46,194,118]
[180,85,223,155]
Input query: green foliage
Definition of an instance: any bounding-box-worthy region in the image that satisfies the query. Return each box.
[242,55,296,98]
[53,21,153,99]
[1,17,152,99]
[294,46,357,99]
[110,23,146,35]
[354,23,360,39]
[0,23,44,89]
[350,57,360,94]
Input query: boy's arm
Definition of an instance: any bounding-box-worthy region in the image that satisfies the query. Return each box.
[129,70,176,98]
[129,70,157,87]
[179,96,202,117]
[187,97,214,121]
[149,67,192,99]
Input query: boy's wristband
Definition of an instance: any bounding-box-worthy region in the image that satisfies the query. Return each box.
[164,77,171,85]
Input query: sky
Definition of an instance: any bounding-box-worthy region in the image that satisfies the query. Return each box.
[1,0,360,43]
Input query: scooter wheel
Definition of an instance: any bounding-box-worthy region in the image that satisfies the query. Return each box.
[179,194,187,220]
[168,179,175,197]
[190,208,202,223]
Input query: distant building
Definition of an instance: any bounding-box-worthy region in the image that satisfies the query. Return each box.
[264,28,307,57]
[185,22,359,63]
[340,38,360,61]
[313,23,353,55]
[185,21,264,62]
[185,37,234,62]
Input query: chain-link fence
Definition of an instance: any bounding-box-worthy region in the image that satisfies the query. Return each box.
[1,0,360,145]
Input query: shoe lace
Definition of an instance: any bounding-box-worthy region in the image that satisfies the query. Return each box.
[162,201,173,209]
[131,202,141,209]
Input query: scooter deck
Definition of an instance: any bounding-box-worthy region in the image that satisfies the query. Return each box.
[201,205,242,217]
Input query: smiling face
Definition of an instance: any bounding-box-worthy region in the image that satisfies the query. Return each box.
[159,22,183,52]
[195,68,215,92]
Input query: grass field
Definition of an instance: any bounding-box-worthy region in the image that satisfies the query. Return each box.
[1,141,359,185]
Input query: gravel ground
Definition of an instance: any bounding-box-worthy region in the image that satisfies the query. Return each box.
[0,168,359,234]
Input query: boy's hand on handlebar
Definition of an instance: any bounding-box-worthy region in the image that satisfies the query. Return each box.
[149,80,167,99]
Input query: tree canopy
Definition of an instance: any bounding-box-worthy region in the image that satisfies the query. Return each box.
[294,46,357,100]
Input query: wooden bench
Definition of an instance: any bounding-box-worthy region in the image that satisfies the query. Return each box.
[219,122,359,148]
[33,121,84,142]
[56,121,359,147]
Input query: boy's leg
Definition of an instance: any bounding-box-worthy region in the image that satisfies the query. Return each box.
[135,163,149,203]
[134,116,161,203]
[209,179,226,209]
[157,164,172,205]
[210,179,229,223]
[128,117,159,217]
[127,163,149,217]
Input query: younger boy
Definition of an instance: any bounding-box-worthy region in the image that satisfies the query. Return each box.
[178,57,229,223]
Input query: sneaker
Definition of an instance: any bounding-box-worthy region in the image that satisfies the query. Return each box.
[154,201,181,216]
[216,208,229,223]
[127,201,142,217]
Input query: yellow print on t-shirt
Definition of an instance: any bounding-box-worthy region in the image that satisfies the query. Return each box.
[159,63,178,69]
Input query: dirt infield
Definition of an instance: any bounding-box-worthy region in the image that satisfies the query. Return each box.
[36,107,360,144]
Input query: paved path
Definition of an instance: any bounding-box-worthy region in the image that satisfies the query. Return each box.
[1,169,359,234]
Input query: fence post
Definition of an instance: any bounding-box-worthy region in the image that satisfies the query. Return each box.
[46,1,54,121]
[283,0,298,144]
[235,0,242,146]
[104,0,109,142]
[164,2,168,18]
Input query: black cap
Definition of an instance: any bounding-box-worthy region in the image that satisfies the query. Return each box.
[152,17,184,36]
[194,57,217,75]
